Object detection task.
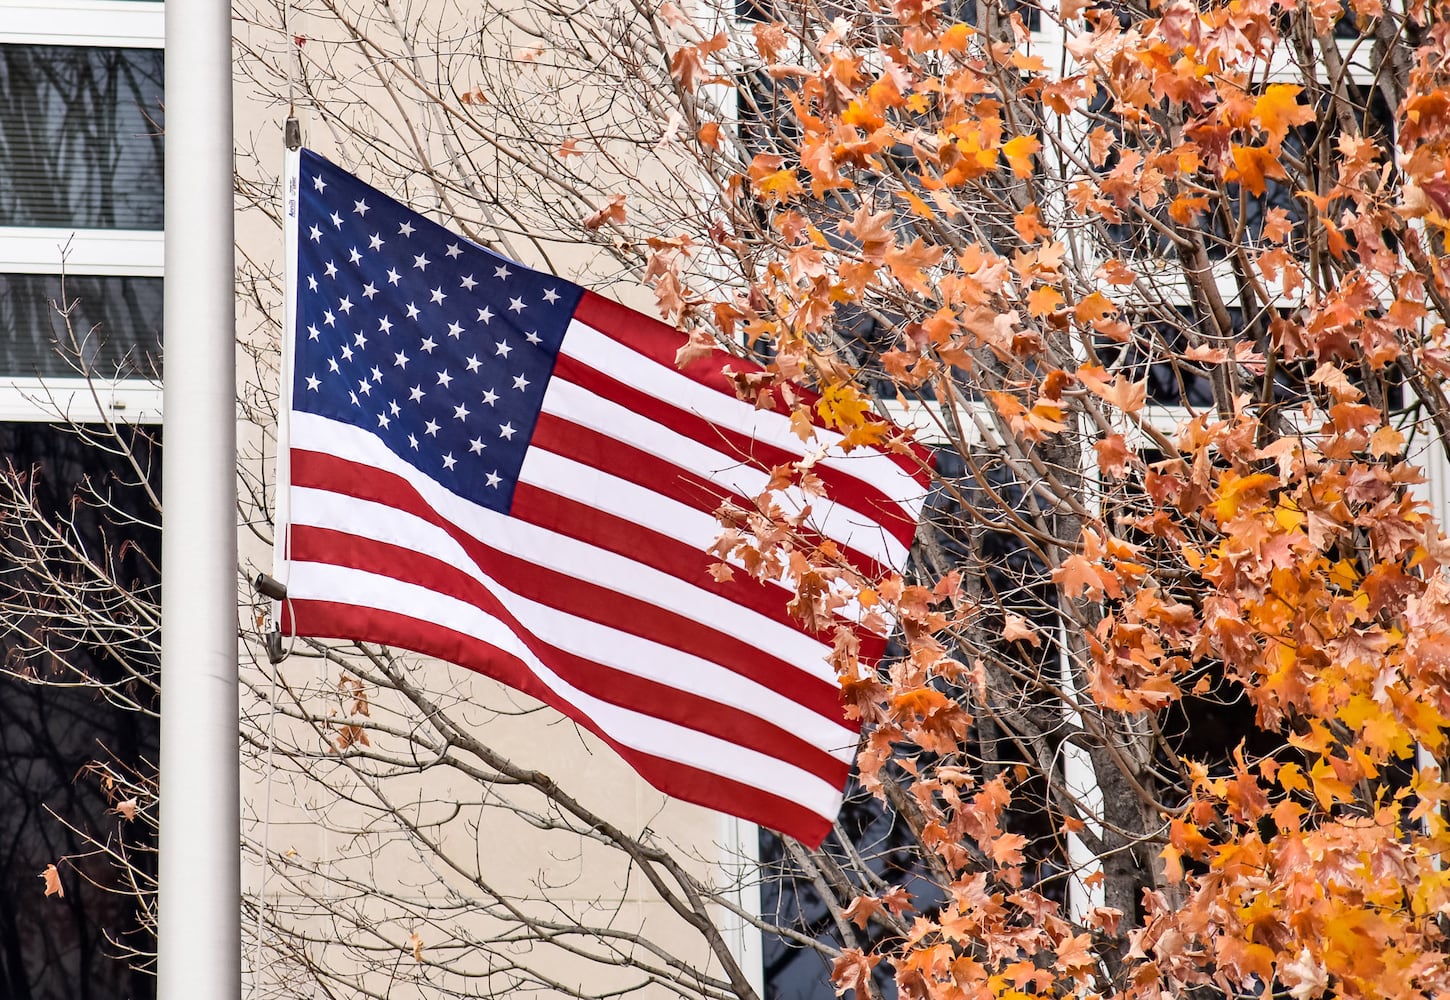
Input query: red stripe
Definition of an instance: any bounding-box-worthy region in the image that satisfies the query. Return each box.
[573,290,933,490]
[528,412,896,582]
[290,449,862,727]
[512,479,888,673]
[281,598,837,847]
[288,525,852,785]
[550,354,919,549]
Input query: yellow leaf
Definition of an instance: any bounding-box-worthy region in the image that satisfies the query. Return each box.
[1002,134,1041,179]
[815,382,869,431]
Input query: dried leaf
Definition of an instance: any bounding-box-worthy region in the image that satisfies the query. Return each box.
[40,864,63,898]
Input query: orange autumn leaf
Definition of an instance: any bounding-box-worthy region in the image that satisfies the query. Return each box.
[40,864,62,898]
[1254,84,1315,150]
[582,193,627,230]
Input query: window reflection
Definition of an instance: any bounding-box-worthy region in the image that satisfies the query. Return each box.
[0,274,162,379]
[0,46,164,230]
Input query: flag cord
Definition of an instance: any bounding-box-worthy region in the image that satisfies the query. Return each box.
[284,0,295,116]
[248,665,283,998]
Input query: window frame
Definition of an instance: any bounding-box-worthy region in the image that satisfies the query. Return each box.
[0,1,164,424]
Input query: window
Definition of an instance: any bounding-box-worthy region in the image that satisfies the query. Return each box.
[0,5,162,998]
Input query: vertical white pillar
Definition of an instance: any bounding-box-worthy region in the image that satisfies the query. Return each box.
[157,1,239,998]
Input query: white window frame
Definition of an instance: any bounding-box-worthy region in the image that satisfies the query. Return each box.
[0,0,165,424]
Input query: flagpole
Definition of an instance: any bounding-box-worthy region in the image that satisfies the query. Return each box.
[158,0,239,996]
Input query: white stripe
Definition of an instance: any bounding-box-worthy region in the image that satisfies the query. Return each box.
[289,412,837,683]
[289,488,858,760]
[286,560,846,820]
[563,319,928,529]
[540,376,910,569]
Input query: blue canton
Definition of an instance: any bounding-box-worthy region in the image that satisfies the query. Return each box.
[293,148,582,513]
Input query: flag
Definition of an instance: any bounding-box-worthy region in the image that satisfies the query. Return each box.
[275,148,926,846]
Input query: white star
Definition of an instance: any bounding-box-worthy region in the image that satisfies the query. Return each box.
[494,264,512,280]
[386,268,401,286]
[378,316,393,334]
[312,175,327,192]
[354,331,368,349]
[477,306,494,325]
[324,260,338,278]
[306,375,321,391]
[309,225,323,243]
[408,434,419,450]
[394,351,409,368]
[307,274,318,291]
[406,303,421,320]
[413,253,430,271]
[453,403,470,421]
[307,324,321,341]
[465,355,482,373]
[437,370,454,388]
[348,247,363,266]
[420,336,437,353]
[353,198,370,216]
[399,221,415,237]
[525,330,542,345]
[322,310,336,327]
[358,378,372,396]
[409,385,424,402]
[495,340,513,358]
[430,287,447,305]
[389,400,401,417]
[338,296,353,315]
[481,388,499,406]
[377,412,391,429]
[361,282,378,300]
[340,344,354,361]
[485,471,502,488]
[512,373,531,392]
[371,366,383,383]
[469,438,485,454]
[447,321,464,339]
[460,274,477,290]
[442,453,457,471]
[499,422,516,440]
[508,296,526,313]
[424,419,440,436]
[327,357,340,373]
[330,211,344,229]
[445,243,462,259]
[349,391,359,406]
[542,287,560,304]
[369,233,385,251]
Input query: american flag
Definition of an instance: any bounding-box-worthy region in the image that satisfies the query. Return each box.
[275,148,925,845]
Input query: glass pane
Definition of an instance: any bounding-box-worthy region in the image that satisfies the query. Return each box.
[0,422,159,1000]
[0,45,164,230]
[0,274,162,379]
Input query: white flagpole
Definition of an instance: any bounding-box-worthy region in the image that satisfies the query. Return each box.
[158,0,239,996]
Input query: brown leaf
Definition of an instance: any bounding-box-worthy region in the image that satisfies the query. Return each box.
[556,138,584,159]
[115,798,138,822]
[408,931,424,962]
[582,194,627,230]
[40,864,63,898]
[830,948,877,997]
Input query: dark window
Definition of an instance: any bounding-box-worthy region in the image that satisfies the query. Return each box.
[0,274,162,379]
[0,45,164,230]
[0,422,160,1000]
